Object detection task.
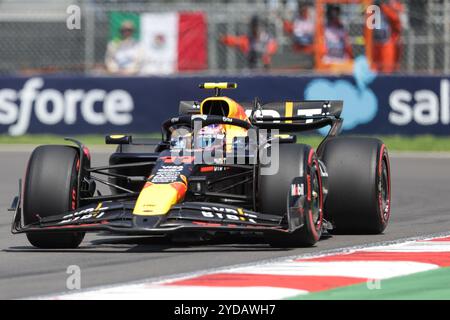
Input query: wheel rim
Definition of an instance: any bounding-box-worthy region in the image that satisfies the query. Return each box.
[379,155,390,222]
[311,169,322,229]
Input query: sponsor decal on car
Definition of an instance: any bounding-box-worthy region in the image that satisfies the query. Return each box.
[291,183,304,196]
[151,165,184,183]
[60,203,109,224]
[200,206,257,223]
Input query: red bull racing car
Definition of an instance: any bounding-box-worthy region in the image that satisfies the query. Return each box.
[9,82,391,248]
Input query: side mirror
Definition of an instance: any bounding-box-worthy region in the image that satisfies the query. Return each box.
[105,135,132,145]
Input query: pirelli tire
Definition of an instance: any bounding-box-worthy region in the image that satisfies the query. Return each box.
[320,136,391,234]
[23,145,85,248]
[259,144,324,247]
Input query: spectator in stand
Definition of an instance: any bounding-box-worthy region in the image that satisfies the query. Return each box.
[322,5,353,64]
[105,20,145,75]
[284,2,315,54]
[221,15,278,69]
[371,0,405,73]
[317,4,353,72]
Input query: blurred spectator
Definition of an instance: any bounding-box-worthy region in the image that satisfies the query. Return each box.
[221,15,278,69]
[284,2,315,54]
[322,5,353,64]
[371,0,405,73]
[317,4,353,72]
[104,20,145,75]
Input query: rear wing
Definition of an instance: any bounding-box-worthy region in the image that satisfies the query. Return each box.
[179,100,343,132]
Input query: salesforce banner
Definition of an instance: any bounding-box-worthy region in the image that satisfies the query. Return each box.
[0,72,449,136]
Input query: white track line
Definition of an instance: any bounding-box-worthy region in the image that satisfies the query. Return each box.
[365,241,450,252]
[56,285,306,300]
[225,261,438,279]
[31,231,450,300]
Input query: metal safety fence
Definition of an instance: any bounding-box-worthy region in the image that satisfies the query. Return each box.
[0,0,449,75]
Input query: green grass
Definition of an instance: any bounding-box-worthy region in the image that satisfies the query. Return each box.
[1,134,450,151]
[0,134,161,146]
[288,267,450,300]
[300,135,450,151]
[376,135,450,152]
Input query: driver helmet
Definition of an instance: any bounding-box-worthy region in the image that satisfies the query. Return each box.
[195,124,226,150]
[170,127,192,150]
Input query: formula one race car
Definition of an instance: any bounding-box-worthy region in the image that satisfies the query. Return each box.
[9,82,391,248]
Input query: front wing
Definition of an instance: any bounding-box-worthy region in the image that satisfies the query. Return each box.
[11,199,296,236]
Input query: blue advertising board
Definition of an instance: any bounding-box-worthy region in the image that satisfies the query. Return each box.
[0,71,449,135]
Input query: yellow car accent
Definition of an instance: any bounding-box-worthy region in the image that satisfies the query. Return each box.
[109,135,125,139]
[200,97,249,121]
[285,102,293,123]
[200,97,250,152]
[274,134,292,138]
[237,208,245,221]
[133,184,180,216]
[92,202,103,217]
[199,82,237,90]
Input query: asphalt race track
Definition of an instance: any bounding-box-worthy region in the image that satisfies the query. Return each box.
[1,146,449,299]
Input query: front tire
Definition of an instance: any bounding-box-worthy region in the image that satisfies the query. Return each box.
[259,144,323,247]
[23,145,85,248]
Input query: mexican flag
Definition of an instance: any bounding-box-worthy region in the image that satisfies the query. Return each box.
[109,12,207,74]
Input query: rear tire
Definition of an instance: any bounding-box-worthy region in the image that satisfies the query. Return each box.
[259,144,323,247]
[320,137,391,234]
[23,145,85,248]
